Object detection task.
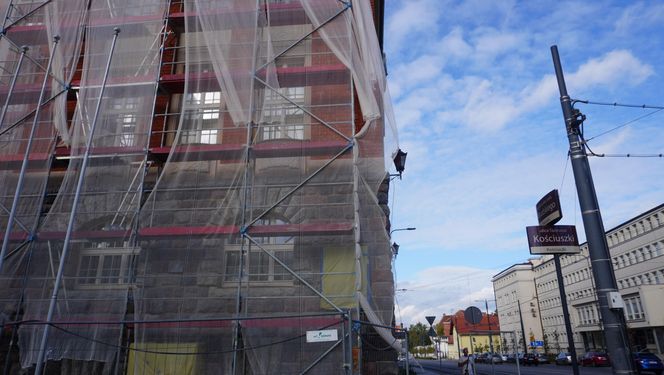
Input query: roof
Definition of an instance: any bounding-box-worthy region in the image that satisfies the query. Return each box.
[440,310,500,336]
[491,262,533,281]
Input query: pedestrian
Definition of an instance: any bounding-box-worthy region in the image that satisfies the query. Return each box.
[458,347,476,375]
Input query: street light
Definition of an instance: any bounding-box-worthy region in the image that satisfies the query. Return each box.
[390,227,415,258]
[390,227,416,236]
[392,148,408,179]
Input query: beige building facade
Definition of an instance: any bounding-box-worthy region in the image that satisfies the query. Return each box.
[494,203,664,356]
[492,261,544,354]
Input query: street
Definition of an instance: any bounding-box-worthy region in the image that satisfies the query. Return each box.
[410,359,614,374]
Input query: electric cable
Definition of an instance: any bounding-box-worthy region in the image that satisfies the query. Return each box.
[573,99,664,145]
[581,129,663,158]
[559,151,569,192]
[585,108,664,142]
[43,319,342,356]
[574,100,664,110]
[587,152,663,158]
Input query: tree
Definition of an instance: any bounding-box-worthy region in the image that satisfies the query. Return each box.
[408,322,429,351]
[435,321,446,337]
[552,330,561,353]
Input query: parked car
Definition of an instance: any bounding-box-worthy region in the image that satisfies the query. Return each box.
[500,354,508,362]
[580,351,610,367]
[505,353,518,363]
[633,352,664,375]
[555,352,573,365]
[520,353,539,366]
[490,354,504,364]
[535,353,550,364]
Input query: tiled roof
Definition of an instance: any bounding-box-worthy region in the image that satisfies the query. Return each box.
[440,310,500,336]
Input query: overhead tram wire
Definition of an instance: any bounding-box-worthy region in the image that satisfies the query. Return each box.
[573,100,664,110]
[579,122,663,158]
[572,99,664,142]
[571,99,664,157]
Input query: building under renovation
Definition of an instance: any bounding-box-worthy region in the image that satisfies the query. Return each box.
[0,0,401,373]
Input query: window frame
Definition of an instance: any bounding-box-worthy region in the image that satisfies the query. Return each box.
[76,243,138,289]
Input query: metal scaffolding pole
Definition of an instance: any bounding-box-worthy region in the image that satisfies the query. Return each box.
[0,36,59,271]
[231,1,261,372]
[34,27,121,375]
[0,45,28,130]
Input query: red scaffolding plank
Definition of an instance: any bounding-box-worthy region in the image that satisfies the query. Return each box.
[159,64,349,93]
[30,222,352,242]
[149,139,348,163]
[34,315,343,330]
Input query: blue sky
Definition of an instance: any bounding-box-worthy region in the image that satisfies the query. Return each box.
[383,0,664,326]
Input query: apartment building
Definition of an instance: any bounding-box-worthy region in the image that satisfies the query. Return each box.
[492,260,544,354]
[494,204,664,357]
[0,0,399,374]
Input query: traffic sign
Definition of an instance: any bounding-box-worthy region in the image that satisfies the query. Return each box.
[428,327,436,337]
[425,316,436,325]
[464,306,482,325]
[531,340,544,347]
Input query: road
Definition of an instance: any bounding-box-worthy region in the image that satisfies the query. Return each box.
[410,359,614,374]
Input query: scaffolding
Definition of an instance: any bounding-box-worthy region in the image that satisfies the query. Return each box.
[0,0,399,374]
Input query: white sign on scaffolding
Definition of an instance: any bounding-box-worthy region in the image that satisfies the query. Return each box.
[306,329,338,343]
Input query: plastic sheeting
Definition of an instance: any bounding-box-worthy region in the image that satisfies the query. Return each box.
[0,0,399,373]
[16,0,167,369]
[0,1,84,364]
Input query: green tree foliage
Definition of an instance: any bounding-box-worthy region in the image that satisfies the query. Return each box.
[408,322,430,351]
[435,321,446,337]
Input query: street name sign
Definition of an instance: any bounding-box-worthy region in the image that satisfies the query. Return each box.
[531,341,544,347]
[536,189,562,226]
[306,329,338,343]
[526,225,581,255]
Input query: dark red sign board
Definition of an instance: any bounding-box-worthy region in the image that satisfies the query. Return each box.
[526,225,580,254]
[536,189,562,226]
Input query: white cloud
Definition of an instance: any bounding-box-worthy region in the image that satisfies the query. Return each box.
[396,266,498,326]
[457,49,654,132]
[570,50,653,90]
[461,79,519,131]
[386,0,441,50]
[472,28,525,65]
[439,27,473,60]
[615,2,664,34]
[389,54,445,99]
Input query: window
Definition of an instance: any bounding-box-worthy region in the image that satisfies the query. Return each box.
[259,87,306,141]
[223,245,293,283]
[180,91,222,144]
[77,243,137,287]
[224,218,294,284]
[624,295,644,321]
[101,97,140,147]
